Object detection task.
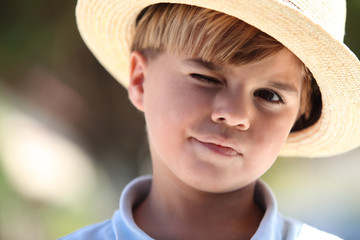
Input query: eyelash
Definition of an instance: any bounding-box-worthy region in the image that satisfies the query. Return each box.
[190,73,285,104]
[190,73,222,85]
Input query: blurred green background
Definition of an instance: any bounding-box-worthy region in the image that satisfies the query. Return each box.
[0,1,359,239]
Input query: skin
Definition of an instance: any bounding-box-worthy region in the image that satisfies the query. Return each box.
[128,48,304,240]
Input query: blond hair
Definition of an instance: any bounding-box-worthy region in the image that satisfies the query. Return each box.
[131,3,321,131]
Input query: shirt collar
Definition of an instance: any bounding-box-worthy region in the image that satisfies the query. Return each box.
[115,176,288,240]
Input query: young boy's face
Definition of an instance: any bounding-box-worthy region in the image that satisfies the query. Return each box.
[129,48,303,193]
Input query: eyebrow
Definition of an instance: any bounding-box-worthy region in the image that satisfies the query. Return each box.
[267,81,299,96]
[182,58,223,73]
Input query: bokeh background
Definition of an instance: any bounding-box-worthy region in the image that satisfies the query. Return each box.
[0,1,359,239]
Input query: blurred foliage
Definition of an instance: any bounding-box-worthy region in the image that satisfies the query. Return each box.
[0,0,78,76]
[345,0,360,56]
[0,162,101,240]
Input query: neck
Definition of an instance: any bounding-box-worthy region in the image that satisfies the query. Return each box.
[133,173,264,240]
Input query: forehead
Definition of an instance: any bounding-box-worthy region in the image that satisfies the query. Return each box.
[242,48,303,74]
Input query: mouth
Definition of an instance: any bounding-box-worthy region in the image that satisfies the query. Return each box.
[192,137,242,157]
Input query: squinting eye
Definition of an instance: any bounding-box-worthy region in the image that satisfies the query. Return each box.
[254,89,284,104]
[190,73,222,85]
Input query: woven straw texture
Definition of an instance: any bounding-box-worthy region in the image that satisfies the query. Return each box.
[76,0,360,157]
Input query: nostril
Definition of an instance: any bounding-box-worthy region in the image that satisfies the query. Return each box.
[237,121,250,131]
[213,113,250,130]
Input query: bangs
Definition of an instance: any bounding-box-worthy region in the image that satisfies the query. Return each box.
[132,3,284,64]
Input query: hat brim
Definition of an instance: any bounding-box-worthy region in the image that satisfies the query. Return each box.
[76,0,360,157]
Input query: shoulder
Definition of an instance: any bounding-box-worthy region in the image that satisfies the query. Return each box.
[296,224,343,240]
[281,217,342,240]
[58,219,115,240]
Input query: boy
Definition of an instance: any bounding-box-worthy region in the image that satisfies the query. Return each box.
[61,0,360,239]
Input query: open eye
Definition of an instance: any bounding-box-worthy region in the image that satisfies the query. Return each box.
[254,89,284,104]
[190,73,222,85]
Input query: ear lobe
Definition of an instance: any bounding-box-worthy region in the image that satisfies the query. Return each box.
[128,51,147,111]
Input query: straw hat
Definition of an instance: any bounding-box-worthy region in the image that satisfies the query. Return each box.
[75,0,360,158]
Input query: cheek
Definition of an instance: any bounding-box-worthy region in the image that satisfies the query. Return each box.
[143,77,210,147]
[147,80,210,122]
[243,113,296,178]
[253,109,299,154]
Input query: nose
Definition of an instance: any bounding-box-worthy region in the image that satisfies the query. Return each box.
[211,91,250,130]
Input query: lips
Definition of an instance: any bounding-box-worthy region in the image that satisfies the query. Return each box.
[192,137,242,157]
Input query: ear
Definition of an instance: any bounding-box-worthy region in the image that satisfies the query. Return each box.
[128,51,147,111]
